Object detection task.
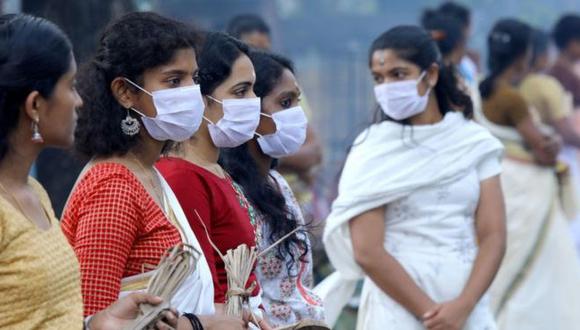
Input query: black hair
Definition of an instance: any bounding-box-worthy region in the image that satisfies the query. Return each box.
[197,32,250,96]
[552,14,580,50]
[0,14,72,161]
[219,51,308,274]
[251,51,295,97]
[438,1,471,29]
[421,10,465,58]
[479,19,532,99]
[75,12,197,158]
[226,14,270,39]
[530,28,550,67]
[369,25,473,121]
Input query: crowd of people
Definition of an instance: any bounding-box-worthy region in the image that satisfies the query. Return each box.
[1,1,580,330]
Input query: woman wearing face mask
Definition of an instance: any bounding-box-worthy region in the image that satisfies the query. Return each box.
[219,51,327,329]
[156,32,270,328]
[478,20,580,330]
[317,25,506,330]
[60,13,245,330]
[0,13,186,330]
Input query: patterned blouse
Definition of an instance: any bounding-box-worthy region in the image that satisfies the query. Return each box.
[256,170,325,327]
[61,163,182,316]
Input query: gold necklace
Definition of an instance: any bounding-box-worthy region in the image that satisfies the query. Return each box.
[127,153,164,205]
[0,180,48,227]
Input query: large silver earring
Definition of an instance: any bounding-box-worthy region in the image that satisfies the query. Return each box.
[31,120,44,143]
[121,108,140,136]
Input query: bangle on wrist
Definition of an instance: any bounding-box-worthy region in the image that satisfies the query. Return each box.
[83,315,94,330]
[182,313,204,330]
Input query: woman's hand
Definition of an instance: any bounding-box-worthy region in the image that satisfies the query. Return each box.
[535,133,562,165]
[89,293,178,330]
[422,297,473,330]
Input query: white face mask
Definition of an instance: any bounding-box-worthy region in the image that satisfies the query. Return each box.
[124,78,204,142]
[374,71,431,121]
[204,96,261,148]
[256,106,308,158]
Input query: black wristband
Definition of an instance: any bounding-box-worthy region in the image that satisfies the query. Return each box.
[182,313,204,330]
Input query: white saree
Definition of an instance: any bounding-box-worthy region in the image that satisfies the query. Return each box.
[474,104,580,330]
[316,112,503,329]
[119,172,215,315]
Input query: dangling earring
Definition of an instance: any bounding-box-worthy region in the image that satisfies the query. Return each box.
[121,108,140,136]
[31,119,44,143]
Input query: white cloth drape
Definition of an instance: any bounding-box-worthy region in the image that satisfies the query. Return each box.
[119,173,215,315]
[315,112,503,327]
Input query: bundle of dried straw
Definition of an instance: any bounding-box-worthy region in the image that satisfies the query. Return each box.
[124,244,200,330]
[193,210,301,328]
[223,244,258,317]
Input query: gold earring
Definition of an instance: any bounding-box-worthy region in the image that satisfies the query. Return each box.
[31,119,44,143]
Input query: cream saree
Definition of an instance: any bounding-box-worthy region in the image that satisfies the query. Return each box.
[474,92,580,329]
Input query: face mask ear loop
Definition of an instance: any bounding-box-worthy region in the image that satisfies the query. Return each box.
[416,71,427,85]
[202,116,215,126]
[123,78,153,96]
[416,71,432,96]
[206,95,223,105]
[129,107,148,118]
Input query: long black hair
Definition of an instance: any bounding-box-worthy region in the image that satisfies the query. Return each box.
[370,25,473,122]
[219,51,308,274]
[479,19,532,99]
[197,32,250,96]
[75,12,197,158]
[0,14,72,161]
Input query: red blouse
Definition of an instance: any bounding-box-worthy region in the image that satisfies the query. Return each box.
[61,163,181,316]
[156,157,260,303]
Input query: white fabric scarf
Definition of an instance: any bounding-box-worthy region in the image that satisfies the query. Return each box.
[120,172,216,315]
[314,112,503,325]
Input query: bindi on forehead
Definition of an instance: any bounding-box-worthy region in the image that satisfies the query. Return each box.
[379,50,386,65]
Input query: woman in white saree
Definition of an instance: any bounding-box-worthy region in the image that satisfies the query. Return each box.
[478,19,580,330]
[317,25,506,330]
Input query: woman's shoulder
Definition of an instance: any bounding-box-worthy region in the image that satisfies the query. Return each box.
[28,177,53,210]
[69,162,140,200]
[494,84,526,102]
[522,74,564,93]
[486,85,529,122]
[269,170,289,190]
[269,170,297,202]
[157,156,217,186]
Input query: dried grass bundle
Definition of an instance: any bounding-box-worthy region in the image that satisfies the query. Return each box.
[193,210,301,328]
[124,244,200,330]
[223,244,259,317]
